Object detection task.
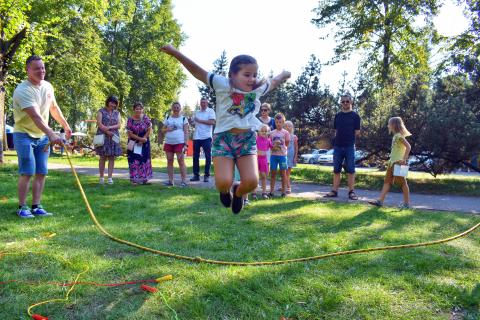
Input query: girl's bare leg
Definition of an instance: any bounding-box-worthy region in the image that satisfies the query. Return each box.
[236,155,259,196]
[213,157,234,193]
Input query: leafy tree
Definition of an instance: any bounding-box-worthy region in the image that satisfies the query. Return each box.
[0,0,108,162]
[198,50,229,109]
[102,0,185,120]
[312,0,441,85]
[416,75,480,174]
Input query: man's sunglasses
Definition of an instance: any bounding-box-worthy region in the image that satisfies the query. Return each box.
[261,109,268,112]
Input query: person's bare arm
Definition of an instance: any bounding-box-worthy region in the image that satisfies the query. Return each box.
[398,137,412,165]
[160,45,208,84]
[268,71,291,92]
[294,137,299,163]
[22,107,62,144]
[196,118,216,125]
[108,113,121,130]
[49,103,72,139]
[96,112,113,136]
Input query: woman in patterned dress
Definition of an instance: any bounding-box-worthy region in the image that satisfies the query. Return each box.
[126,102,153,185]
[95,95,123,185]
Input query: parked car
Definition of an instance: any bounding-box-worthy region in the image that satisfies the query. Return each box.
[317,149,334,164]
[408,155,433,171]
[299,149,328,164]
[355,150,370,167]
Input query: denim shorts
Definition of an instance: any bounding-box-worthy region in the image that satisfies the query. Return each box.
[13,132,50,175]
[212,130,257,159]
[333,146,356,174]
[270,155,288,171]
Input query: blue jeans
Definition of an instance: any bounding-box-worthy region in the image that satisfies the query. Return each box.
[13,132,50,175]
[333,146,355,174]
[193,138,212,177]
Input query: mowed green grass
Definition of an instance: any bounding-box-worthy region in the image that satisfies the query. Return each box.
[4,150,480,197]
[1,164,479,319]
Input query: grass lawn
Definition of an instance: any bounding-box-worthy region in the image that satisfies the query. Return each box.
[4,150,480,197]
[1,164,480,319]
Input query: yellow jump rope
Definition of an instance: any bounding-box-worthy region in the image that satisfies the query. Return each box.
[62,146,480,266]
[2,145,479,319]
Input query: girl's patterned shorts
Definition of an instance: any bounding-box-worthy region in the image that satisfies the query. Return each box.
[212,130,257,159]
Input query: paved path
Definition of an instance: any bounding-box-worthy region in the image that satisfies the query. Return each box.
[48,163,479,214]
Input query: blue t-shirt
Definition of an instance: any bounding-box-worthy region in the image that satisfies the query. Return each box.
[333,111,361,147]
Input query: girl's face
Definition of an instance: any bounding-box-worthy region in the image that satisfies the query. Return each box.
[259,127,268,137]
[171,103,181,115]
[388,121,394,133]
[275,118,284,129]
[285,124,293,133]
[231,64,258,92]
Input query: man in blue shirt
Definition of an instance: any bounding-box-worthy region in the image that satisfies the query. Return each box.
[325,94,361,200]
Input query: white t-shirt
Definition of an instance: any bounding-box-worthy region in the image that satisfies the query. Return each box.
[163,115,187,145]
[193,107,216,140]
[207,73,270,134]
[13,80,56,138]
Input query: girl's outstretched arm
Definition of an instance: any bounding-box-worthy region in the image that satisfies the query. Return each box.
[269,71,291,91]
[161,45,208,83]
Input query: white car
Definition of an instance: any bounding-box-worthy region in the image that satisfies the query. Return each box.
[299,149,328,164]
[317,149,334,164]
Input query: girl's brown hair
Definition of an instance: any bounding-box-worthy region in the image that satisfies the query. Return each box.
[274,113,286,121]
[388,117,411,137]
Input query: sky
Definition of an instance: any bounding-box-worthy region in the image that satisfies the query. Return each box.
[172,0,470,108]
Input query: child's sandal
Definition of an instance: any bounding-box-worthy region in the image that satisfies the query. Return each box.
[368,199,383,207]
[324,190,338,198]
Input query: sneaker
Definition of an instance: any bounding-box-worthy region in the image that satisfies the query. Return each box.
[286,188,292,194]
[281,193,287,198]
[17,206,34,219]
[262,193,269,200]
[398,203,410,210]
[251,193,258,201]
[244,199,250,206]
[99,177,105,185]
[107,178,114,185]
[180,181,188,187]
[190,175,200,182]
[163,181,174,187]
[203,176,210,183]
[219,191,232,208]
[32,205,53,217]
[268,192,275,198]
[231,185,244,214]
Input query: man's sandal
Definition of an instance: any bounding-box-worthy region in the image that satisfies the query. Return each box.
[324,190,338,198]
[348,190,359,200]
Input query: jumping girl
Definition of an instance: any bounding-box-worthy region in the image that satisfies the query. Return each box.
[161,45,291,213]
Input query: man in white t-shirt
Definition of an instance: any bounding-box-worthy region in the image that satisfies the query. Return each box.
[190,97,216,182]
[12,55,72,218]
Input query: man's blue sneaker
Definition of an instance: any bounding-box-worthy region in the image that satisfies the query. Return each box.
[17,206,35,219]
[31,205,53,217]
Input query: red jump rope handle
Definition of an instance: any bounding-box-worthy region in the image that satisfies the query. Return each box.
[140,284,158,293]
[32,314,49,320]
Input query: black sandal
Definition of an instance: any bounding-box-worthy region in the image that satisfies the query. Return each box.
[348,190,359,200]
[324,190,338,198]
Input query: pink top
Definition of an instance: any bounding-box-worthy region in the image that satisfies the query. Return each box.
[270,128,290,156]
[256,135,272,155]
